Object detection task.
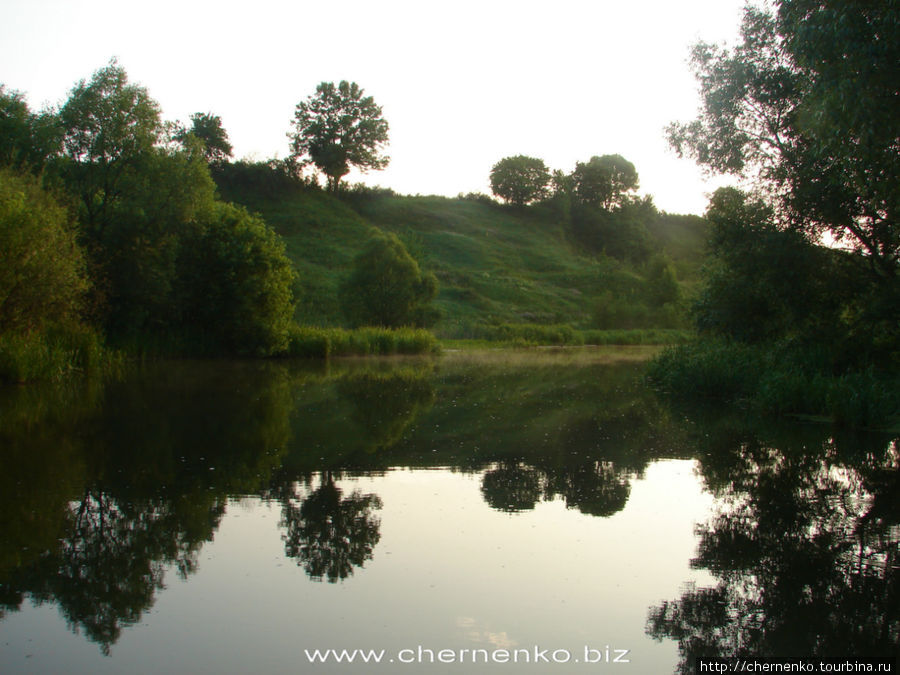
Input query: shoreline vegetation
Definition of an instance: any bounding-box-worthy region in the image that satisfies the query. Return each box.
[3,1,898,432]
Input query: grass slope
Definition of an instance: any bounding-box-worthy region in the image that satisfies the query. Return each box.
[214,166,707,337]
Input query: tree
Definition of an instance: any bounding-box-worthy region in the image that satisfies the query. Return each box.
[489,155,551,205]
[0,168,89,333]
[58,59,162,235]
[339,232,438,328]
[667,2,898,279]
[571,154,639,209]
[692,187,840,344]
[0,86,60,171]
[289,81,389,194]
[179,203,296,356]
[174,112,233,165]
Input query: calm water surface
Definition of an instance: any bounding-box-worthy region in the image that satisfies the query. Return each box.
[1,348,897,673]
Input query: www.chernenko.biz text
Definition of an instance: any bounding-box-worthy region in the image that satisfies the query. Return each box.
[305,645,631,666]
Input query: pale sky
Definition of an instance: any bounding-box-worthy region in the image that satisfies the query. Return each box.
[1,0,746,215]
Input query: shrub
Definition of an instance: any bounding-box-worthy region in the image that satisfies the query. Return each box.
[340,232,439,329]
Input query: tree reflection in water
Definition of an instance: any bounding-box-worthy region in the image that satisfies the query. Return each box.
[480,460,632,517]
[280,472,383,583]
[647,429,900,671]
[2,490,224,655]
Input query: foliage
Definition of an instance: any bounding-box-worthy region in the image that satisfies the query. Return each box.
[58,59,163,234]
[653,2,900,427]
[174,112,233,165]
[693,187,839,344]
[339,232,438,328]
[92,146,217,339]
[571,154,639,209]
[646,255,680,307]
[649,339,900,429]
[289,81,389,194]
[667,2,898,278]
[570,197,653,262]
[0,168,88,333]
[0,86,60,171]
[0,322,107,383]
[489,155,551,206]
[180,203,296,356]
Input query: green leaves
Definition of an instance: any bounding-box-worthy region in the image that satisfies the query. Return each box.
[489,155,551,206]
[339,232,438,328]
[571,154,639,210]
[0,168,89,333]
[289,81,390,193]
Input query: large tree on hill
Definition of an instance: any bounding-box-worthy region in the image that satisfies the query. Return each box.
[174,112,233,165]
[289,81,389,194]
[571,154,639,210]
[667,1,898,280]
[489,155,551,206]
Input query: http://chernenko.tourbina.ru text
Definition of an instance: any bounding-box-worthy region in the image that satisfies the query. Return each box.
[696,658,894,673]
[304,645,631,665]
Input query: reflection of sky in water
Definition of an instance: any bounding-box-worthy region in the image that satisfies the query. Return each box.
[0,461,714,674]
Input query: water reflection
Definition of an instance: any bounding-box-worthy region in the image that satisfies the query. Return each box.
[646,413,900,670]
[1,350,896,668]
[280,472,383,583]
[480,460,632,517]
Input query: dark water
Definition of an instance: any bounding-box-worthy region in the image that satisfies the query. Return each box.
[0,348,897,673]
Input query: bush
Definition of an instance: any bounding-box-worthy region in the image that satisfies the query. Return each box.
[340,232,439,329]
[0,323,108,383]
[0,168,88,333]
[181,203,296,356]
[649,338,900,429]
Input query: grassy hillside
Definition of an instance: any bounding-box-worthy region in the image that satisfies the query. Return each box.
[213,163,708,337]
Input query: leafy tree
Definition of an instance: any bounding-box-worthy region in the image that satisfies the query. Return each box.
[0,168,88,333]
[571,154,639,209]
[339,232,438,328]
[693,187,839,344]
[95,146,217,338]
[180,202,296,356]
[0,86,60,171]
[174,112,233,165]
[489,155,551,205]
[58,59,162,235]
[289,81,389,194]
[667,2,898,279]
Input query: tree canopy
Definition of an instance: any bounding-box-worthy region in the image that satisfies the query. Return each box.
[667,1,898,279]
[0,168,88,333]
[175,112,233,165]
[339,232,438,328]
[489,155,551,206]
[571,154,639,209]
[289,81,389,193]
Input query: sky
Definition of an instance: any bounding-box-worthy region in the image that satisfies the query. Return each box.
[1,0,747,215]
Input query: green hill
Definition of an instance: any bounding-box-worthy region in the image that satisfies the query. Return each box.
[213,163,708,338]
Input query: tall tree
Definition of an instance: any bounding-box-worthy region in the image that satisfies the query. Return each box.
[667,2,898,279]
[489,155,551,206]
[289,81,389,193]
[58,59,162,235]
